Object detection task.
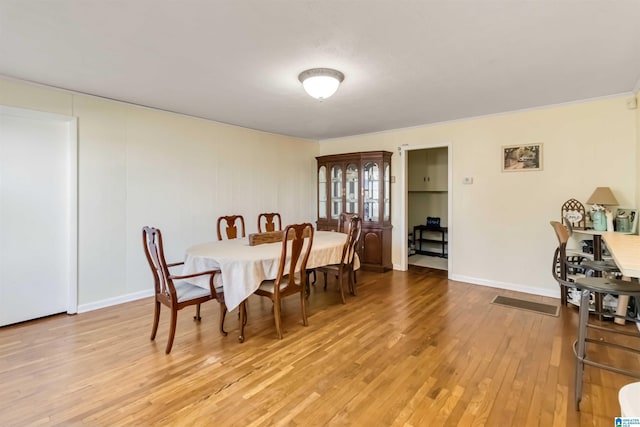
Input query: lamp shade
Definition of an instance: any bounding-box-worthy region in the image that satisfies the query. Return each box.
[298,68,344,100]
[586,187,618,206]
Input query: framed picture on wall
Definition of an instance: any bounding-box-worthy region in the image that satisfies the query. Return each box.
[615,208,638,234]
[502,143,543,172]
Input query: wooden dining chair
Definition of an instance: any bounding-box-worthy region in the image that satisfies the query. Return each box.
[337,212,358,233]
[317,215,362,303]
[257,212,282,233]
[240,223,314,341]
[338,211,360,284]
[143,226,227,354]
[216,215,246,240]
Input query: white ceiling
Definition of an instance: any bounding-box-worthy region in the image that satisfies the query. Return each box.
[2,1,640,141]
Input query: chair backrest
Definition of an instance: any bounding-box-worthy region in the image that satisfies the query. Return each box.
[217,215,246,240]
[338,212,358,234]
[273,223,314,295]
[342,215,362,266]
[549,220,574,287]
[258,212,282,233]
[142,226,176,299]
[550,220,569,252]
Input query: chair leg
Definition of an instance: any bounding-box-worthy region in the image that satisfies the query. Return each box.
[274,299,283,339]
[575,289,591,410]
[238,301,247,343]
[219,302,228,336]
[166,308,178,354]
[194,303,202,321]
[150,301,161,340]
[305,270,312,298]
[323,271,328,290]
[300,291,308,327]
[338,272,346,304]
[349,267,357,296]
[243,303,248,325]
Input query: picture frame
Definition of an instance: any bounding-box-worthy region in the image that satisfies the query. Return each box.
[502,143,543,172]
[615,208,638,234]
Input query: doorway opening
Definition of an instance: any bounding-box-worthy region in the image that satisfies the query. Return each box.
[399,144,451,274]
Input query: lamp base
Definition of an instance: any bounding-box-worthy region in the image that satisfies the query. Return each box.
[592,210,607,231]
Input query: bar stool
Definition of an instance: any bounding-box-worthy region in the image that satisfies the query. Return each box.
[570,279,640,409]
[550,221,640,410]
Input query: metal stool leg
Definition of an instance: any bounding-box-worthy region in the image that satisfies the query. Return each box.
[575,289,591,410]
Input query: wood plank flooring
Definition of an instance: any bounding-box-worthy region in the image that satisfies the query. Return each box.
[1,267,637,426]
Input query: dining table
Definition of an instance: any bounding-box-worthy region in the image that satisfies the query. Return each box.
[601,231,640,325]
[182,230,356,312]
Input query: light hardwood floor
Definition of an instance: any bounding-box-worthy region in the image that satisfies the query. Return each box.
[1,267,637,426]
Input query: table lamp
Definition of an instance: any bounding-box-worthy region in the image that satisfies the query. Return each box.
[586,187,618,231]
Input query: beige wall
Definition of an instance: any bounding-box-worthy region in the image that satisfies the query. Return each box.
[637,90,640,212]
[0,78,318,309]
[320,97,637,297]
[2,75,637,305]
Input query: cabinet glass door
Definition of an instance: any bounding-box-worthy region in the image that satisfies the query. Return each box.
[345,163,359,214]
[318,166,327,219]
[363,162,379,222]
[331,165,343,219]
[383,161,390,221]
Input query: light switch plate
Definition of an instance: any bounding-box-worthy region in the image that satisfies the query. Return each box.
[463,177,473,184]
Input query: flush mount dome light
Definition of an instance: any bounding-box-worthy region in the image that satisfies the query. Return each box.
[298,68,344,100]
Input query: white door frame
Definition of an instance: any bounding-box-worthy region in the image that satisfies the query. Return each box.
[397,143,452,276]
[0,105,78,314]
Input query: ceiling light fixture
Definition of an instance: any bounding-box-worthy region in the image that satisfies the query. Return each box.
[298,68,344,100]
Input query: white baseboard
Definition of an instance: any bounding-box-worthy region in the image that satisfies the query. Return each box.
[450,274,560,299]
[77,289,154,313]
[385,266,559,299]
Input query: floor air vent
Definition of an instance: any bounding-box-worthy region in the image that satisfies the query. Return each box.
[491,295,559,317]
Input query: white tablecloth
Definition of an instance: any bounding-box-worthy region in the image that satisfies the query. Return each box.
[183,230,355,311]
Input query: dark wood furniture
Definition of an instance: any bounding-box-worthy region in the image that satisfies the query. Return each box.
[337,211,358,233]
[413,225,448,258]
[142,226,227,354]
[336,211,359,284]
[316,151,392,272]
[317,215,362,303]
[216,215,246,240]
[257,212,282,233]
[241,223,314,341]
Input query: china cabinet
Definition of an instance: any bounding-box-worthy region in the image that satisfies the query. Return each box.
[316,151,392,271]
